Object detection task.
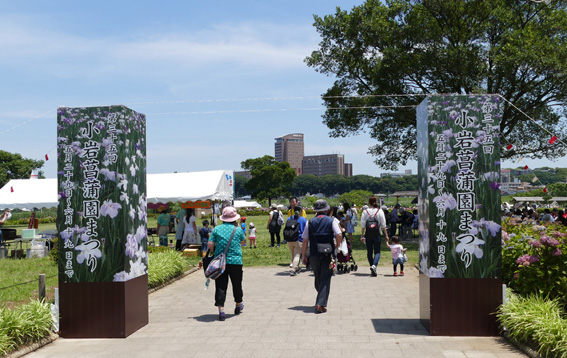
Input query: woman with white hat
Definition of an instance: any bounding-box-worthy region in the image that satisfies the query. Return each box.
[208,206,247,321]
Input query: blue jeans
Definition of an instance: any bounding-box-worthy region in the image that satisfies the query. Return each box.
[365,235,381,266]
[392,257,404,272]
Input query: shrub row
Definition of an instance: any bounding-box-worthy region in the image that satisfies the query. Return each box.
[502,220,567,309]
[147,251,189,289]
[0,300,52,356]
[497,293,567,358]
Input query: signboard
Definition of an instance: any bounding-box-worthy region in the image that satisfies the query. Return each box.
[417,95,502,279]
[181,201,211,209]
[57,105,147,283]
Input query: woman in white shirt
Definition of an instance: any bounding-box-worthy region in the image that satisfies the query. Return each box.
[360,197,389,277]
[181,208,198,250]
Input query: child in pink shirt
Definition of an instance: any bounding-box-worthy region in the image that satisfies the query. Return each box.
[386,236,407,276]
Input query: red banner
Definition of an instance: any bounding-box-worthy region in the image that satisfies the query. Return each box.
[181,201,210,209]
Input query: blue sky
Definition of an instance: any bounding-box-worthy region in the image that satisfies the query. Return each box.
[0,1,564,179]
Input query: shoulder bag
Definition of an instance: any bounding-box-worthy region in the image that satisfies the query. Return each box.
[204,226,238,279]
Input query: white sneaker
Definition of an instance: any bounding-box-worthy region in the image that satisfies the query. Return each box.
[370,265,377,277]
[289,263,293,268]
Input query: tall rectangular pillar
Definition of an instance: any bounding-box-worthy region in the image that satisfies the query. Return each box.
[417,95,502,336]
[57,105,148,338]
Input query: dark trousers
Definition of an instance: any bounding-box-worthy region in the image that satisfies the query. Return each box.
[175,239,182,251]
[214,264,243,307]
[365,235,382,266]
[389,221,398,237]
[310,254,333,307]
[270,231,281,246]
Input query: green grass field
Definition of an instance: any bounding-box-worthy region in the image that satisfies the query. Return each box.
[1,214,419,307]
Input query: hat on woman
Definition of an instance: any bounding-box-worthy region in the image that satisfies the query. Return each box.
[271,203,277,209]
[220,206,240,222]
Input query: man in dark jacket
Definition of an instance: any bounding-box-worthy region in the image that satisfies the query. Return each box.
[301,199,343,313]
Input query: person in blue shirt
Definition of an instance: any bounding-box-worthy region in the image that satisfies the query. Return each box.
[286,206,307,276]
[240,217,247,246]
[199,220,212,254]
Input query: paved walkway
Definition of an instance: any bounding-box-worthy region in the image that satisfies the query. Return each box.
[25,266,526,358]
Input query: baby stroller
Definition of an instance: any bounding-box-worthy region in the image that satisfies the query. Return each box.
[336,236,358,274]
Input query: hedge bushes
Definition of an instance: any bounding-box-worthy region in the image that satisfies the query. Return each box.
[147,251,189,289]
[0,300,52,356]
[498,293,567,358]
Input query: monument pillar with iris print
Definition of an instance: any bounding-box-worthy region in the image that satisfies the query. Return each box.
[417,95,502,336]
[57,105,148,338]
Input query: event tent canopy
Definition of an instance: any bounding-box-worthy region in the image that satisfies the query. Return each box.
[233,200,262,208]
[0,170,234,210]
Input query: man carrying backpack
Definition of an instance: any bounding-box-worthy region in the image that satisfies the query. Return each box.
[267,204,284,247]
[301,199,343,313]
[284,205,307,276]
[360,196,389,277]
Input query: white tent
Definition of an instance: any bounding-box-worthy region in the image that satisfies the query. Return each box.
[146,170,234,204]
[0,170,234,210]
[233,200,262,208]
[0,178,58,210]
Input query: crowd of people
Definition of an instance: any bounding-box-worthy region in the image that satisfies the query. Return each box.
[504,205,567,226]
[196,196,418,321]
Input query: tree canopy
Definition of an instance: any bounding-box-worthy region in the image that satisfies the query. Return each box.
[240,156,296,205]
[306,0,567,170]
[0,150,44,188]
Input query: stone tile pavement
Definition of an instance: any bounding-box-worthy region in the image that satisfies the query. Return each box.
[23,266,526,358]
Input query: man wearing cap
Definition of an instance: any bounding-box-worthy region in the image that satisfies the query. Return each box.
[301,199,343,313]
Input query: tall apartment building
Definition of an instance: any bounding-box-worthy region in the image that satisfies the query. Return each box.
[303,154,352,177]
[274,133,304,175]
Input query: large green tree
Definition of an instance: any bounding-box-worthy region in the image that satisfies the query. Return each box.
[240,156,296,205]
[306,0,567,170]
[0,150,44,188]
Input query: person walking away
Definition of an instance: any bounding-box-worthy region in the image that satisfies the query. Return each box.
[156,207,170,247]
[208,206,246,321]
[248,222,257,248]
[240,217,247,247]
[360,196,389,277]
[174,208,186,251]
[386,235,407,276]
[267,204,283,247]
[389,203,400,237]
[284,206,307,276]
[181,208,197,250]
[301,199,343,313]
[399,208,414,241]
[199,220,212,254]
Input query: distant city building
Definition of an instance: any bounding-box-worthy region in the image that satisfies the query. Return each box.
[302,154,352,177]
[274,133,304,175]
[344,163,353,177]
[501,169,511,184]
[380,169,413,178]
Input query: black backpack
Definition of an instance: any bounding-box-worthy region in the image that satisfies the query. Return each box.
[365,209,381,239]
[283,218,300,242]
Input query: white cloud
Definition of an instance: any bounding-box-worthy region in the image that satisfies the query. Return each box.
[0,16,318,81]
